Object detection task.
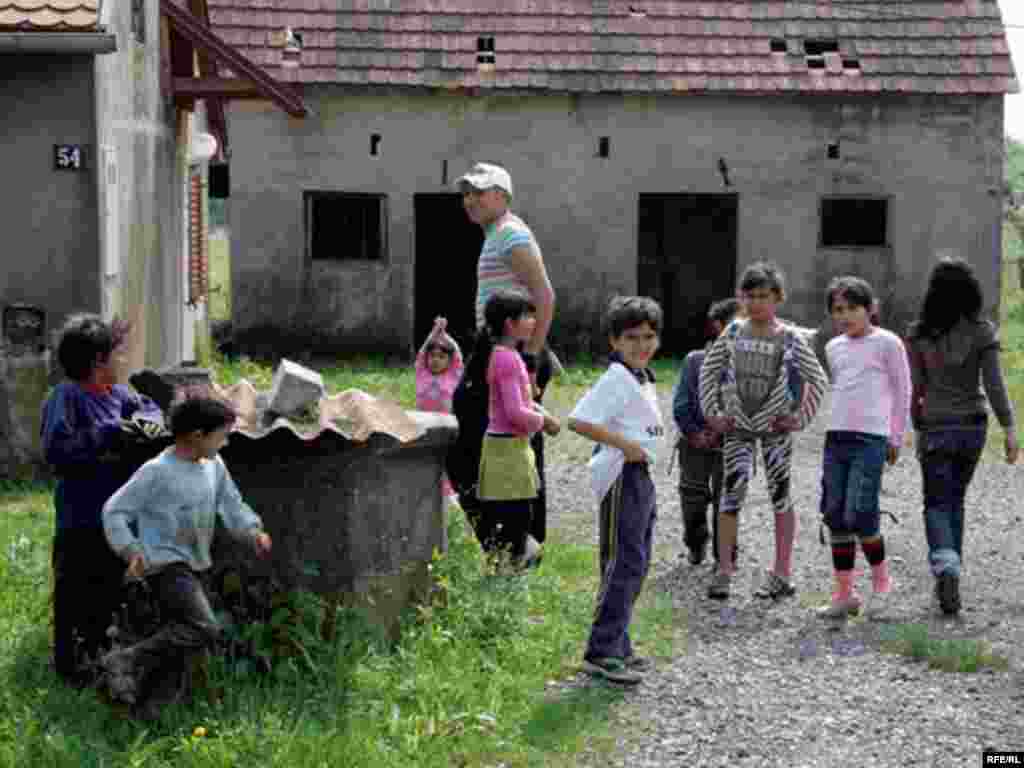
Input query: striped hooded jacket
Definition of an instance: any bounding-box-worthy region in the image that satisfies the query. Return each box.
[698,319,827,437]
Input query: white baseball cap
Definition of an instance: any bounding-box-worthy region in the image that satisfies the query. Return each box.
[456,162,513,198]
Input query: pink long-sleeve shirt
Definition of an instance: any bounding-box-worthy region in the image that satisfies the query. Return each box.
[487,346,544,436]
[825,327,912,448]
[415,334,463,415]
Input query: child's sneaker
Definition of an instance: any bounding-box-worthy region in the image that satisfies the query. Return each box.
[754,571,796,600]
[582,657,644,685]
[936,572,961,615]
[101,649,138,704]
[817,592,862,620]
[687,538,708,566]
[624,654,653,672]
[707,571,732,600]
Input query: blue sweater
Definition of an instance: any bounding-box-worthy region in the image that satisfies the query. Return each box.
[103,448,263,573]
[41,382,162,531]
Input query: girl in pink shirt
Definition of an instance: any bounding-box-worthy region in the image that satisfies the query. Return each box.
[818,277,911,619]
[415,317,463,497]
[475,291,560,563]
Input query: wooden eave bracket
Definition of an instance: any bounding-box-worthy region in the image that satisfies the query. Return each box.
[159,0,307,118]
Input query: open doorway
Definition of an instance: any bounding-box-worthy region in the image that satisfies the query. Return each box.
[638,193,738,356]
[414,194,484,354]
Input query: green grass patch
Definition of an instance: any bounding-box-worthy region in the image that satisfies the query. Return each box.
[880,623,1009,674]
[208,235,231,324]
[0,485,677,767]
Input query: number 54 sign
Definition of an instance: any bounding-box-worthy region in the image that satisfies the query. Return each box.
[54,144,84,170]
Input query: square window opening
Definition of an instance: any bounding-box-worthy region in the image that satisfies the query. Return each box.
[820,197,888,248]
[306,192,387,262]
[804,39,839,56]
[770,39,787,53]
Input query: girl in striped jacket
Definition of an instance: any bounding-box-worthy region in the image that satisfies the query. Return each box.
[699,262,828,600]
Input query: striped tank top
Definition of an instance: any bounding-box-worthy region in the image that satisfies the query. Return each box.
[475,212,541,329]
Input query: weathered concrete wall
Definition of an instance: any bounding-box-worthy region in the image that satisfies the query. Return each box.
[227,90,1005,355]
[0,56,99,323]
[94,0,184,371]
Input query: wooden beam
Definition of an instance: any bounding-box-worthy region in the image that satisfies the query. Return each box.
[173,77,261,97]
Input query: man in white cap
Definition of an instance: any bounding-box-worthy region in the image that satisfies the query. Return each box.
[451,162,557,556]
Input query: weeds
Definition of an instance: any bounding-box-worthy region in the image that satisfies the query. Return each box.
[880,623,1009,673]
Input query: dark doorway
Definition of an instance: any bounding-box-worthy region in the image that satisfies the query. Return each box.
[414,194,484,354]
[638,193,738,356]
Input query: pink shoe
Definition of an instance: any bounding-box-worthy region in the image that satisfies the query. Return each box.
[871,561,893,594]
[817,570,861,619]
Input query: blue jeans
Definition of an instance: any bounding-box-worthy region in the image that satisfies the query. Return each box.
[917,424,986,577]
[820,431,888,537]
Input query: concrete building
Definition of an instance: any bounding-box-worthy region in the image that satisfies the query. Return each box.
[0,0,306,474]
[209,1,1018,358]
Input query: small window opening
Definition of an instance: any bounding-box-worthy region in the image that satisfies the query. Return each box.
[477,36,496,65]
[598,137,610,158]
[370,133,381,156]
[770,39,787,54]
[842,58,861,71]
[806,58,826,70]
[804,39,839,56]
[827,142,840,160]
[441,159,448,186]
[306,192,388,262]
[821,197,888,248]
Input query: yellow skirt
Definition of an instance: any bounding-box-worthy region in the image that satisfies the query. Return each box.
[478,434,540,501]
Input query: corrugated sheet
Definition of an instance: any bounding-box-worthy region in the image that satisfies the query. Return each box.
[0,0,98,30]
[205,0,1019,94]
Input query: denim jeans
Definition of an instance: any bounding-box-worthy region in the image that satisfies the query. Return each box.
[917,424,987,577]
[820,431,888,537]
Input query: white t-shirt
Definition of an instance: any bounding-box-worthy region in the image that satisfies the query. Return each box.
[569,362,664,502]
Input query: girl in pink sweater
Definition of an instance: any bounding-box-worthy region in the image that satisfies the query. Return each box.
[475,290,560,563]
[415,317,463,497]
[818,276,911,619]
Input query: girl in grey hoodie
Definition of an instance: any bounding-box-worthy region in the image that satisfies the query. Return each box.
[906,258,1018,615]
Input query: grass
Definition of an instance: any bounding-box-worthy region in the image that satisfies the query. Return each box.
[208,234,230,325]
[879,623,1009,674]
[0,479,680,767]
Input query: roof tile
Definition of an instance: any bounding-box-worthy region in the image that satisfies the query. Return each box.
[0,0,97,29]
[205,0,1018,94]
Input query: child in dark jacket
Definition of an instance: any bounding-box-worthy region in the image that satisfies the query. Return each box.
[673,299,739,565]
[41,314,163,685]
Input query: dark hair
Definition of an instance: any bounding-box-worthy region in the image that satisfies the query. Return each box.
[482,290,536,340]
[739,261,786,300]
[167,396,236,438]
[826,276,875,313]
[463,290,536,385]
[605,296,663,338]
[56,313,130,381]
[425,341,454,356]
[912,257,984,339]
[707,298,740,327]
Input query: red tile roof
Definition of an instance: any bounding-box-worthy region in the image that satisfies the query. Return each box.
[206,0,1018,94]
[0,0,98,30]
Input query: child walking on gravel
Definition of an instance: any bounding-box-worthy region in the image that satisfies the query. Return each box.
[906,257,1018,614]
[673,298,739,566]
[699,262,828,601]
[569,296,664,685]
[817,277,911,619]
[415,316,464,498]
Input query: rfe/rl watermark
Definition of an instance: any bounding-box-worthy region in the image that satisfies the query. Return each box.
[984,752,1024,765]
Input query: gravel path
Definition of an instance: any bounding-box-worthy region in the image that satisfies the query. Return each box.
[547,391,1024,767]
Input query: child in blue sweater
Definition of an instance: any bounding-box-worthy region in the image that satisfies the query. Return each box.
[41,314,163,685]
[101,396,271,718]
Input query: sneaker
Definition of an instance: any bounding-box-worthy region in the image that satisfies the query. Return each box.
[624,655,653,672]
[936,572,961,615]
[101,649,138,705]
[754,571,796,600]
[707,571,732,600]
[582,657,644,685]
[817,593,862,620]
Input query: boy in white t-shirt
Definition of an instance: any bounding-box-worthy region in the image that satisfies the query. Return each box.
[568,296,664,685]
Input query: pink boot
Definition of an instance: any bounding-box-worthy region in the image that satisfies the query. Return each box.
[871,560,893,594]
[818,570,862,619]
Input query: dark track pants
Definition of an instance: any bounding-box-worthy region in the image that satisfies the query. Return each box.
[585,463,656,661]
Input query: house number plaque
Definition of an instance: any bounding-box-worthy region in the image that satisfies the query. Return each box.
[54,144,84,170]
